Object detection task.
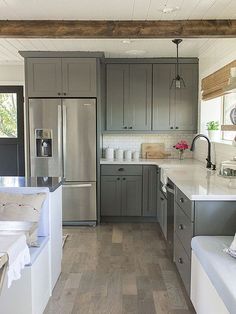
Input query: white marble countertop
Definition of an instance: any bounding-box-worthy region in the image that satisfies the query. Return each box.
[100,158,236,201]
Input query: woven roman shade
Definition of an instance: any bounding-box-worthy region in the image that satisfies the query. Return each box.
[201,60,236,101]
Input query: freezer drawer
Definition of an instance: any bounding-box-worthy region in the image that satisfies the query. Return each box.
[62,182,96,223]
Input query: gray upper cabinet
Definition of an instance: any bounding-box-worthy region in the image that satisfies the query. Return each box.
[128,64,152,130]
[175,64,198,131]
[153,63,198,131]
[153,64,175,130]
[106,64,129,131]
[27,57,97,97]
[106,64,152,131]
[62,58,96,97]
[27,58,62,97]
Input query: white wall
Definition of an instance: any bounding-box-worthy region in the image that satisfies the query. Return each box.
[195,39,236,166]
[0,64,24,85]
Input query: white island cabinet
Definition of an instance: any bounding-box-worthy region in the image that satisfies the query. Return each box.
[0,177,62,314]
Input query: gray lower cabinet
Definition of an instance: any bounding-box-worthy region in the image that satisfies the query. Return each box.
[101,176,122,216]
[101,175,142,217]
[106,64,152,131]
[153,63,198,131]
[27,57,97,97]
[121,176,142,216]
[143,166,158,217]
[101,165,158,219]
[173,186,236,296]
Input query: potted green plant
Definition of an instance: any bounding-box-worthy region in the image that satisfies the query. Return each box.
[206,121,220,142]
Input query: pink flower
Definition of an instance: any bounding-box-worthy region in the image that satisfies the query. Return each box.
[173,140,189,151]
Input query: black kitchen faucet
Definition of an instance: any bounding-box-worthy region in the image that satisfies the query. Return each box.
[190,134,216,170]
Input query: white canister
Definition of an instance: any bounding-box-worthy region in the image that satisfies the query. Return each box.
[105,147,114,160]
[124,150,132,161]
[133,151,140,160]
[115,148,124,160]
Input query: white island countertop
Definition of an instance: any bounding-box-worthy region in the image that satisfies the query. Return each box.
[100,158,236,201]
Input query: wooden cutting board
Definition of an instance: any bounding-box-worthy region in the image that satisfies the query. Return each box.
[141,143,171,159]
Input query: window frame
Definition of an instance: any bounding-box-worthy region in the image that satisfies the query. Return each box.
[0,86,24,142]
[222,93,236,141]
[0,86,25,175]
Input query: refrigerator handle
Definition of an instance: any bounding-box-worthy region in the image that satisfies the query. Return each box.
[63,184,92,188]
[62,104,67,178]
[58,105,62,177]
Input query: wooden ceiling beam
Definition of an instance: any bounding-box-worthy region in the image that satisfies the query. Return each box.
[0,20,235,38]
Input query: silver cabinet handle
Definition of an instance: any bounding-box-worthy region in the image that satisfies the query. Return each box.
[58,105,62,176]
[180,197,184,203]
[63,184,92,188]
[178,224,184,230]
[178,258,183,264]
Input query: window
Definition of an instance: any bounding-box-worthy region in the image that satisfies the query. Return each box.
[200,97,222,136]
[0,92,18,138]
[0,86,25,176]
[223,93,236,141]
[200,93,236,142]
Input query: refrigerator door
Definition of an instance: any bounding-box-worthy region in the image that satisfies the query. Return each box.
[29,99,62,177]
[62,99,96,181]
[62,182,96,223]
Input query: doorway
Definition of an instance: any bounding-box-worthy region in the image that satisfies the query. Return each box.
[0,86,25,176]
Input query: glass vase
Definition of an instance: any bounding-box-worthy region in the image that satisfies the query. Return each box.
[179,149,184,160]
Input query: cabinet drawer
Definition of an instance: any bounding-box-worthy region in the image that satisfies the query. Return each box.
[174,233,191,296]
[175,203,193,258]
[101,165,142,176]
[176,188,193,220]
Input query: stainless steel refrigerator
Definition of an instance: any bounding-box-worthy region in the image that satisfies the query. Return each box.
[28,98,97,225]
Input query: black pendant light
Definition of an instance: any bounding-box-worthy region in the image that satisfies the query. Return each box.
[171,38,186,89]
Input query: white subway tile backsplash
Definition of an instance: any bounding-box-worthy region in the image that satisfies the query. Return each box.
[102,133,194,159]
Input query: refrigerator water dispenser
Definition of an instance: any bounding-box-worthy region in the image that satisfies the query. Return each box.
[35,129,52,157]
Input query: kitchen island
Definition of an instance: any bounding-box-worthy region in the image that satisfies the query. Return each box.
[0,176,63,291]
[0,176,63,314]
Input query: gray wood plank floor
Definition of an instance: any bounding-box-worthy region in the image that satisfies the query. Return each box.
[44,223,195,314]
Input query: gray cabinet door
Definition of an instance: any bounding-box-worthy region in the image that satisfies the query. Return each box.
[128,64,152,130]
[106,64,129,130]
[27,58,62,97]
[62,58,97,97]
[101,176,121,216]
[121,176,142,216]
[143,166,157,216]
[153,64,175,130]
[175,64,198,131]
[153,63,198,131]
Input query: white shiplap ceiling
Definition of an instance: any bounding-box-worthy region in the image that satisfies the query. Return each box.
[0,0,236,20]
[0,38,235,64]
